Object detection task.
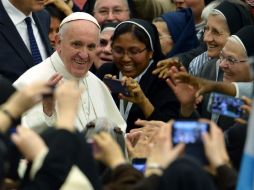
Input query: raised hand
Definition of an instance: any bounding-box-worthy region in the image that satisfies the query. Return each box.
[152,57,183,79]
[119,76,154,118]
[92,132,126,169]
[42,74,62,116]
[55,80,83,132]
[145,121,185,176]
[11,126,47,161]
[201,119,230,169]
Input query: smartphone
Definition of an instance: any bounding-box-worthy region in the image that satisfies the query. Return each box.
[207,92,244,118]
[172,121,209,165]
[172,121,209,144]
[132,158,147,173]
[103,77,130,97]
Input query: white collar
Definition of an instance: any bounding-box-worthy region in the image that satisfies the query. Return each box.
[2,0,33,25]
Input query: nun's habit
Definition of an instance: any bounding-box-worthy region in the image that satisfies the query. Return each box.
[160,8,199,58]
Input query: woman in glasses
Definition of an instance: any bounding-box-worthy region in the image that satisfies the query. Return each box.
[97,19,179,132]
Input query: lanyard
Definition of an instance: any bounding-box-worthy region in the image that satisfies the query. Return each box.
[118,60,153,120]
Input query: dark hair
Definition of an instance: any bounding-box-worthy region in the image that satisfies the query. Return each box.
[112,23,152,51]
[45,4,66,21]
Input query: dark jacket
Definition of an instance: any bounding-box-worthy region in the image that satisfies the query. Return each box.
[0,1,52,82]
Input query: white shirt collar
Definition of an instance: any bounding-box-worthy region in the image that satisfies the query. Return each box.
[2,0,34,25]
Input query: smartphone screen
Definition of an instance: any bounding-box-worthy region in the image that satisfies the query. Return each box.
[172,121,209,144]
[103,78,130,97]
[132,158,147,173]
[172,121,209,165]
[207,92,244,118]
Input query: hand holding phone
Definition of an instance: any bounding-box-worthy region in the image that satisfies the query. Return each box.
[172,121,209,165]
[207,92,244,118]
[103,77,130,97]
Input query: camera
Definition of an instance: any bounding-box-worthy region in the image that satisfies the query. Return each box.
[207,92,244,118]
[172,121,209,165]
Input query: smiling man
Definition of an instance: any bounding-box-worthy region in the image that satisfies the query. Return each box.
[13,12,126,132]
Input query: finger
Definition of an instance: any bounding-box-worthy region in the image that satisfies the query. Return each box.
[241,96,252,106]
[125,137,134,152]
[172,143,185,157]
[201,132,210,145]
[234,118,247,125]
[156,60,167,67]
[11,133,21,146]
[134,119,149,127]
[166,78,176,91]
[240,104,251,114]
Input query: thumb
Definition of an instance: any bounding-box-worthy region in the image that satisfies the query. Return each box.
[11,133,21,146]
[171,143,185,158]
[196,87,205,98]
[125,137,134,153]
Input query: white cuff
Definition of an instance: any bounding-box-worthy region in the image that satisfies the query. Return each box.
[30,148,49,180]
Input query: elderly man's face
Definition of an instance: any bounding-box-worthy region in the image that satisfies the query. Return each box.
[219,39,251,83]
[55,20,99,78]
[93,0,130,26]
[10,0,45,15]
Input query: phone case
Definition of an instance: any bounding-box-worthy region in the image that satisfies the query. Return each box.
[103,78,130,97]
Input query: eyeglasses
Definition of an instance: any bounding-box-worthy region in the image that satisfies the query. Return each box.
[94,8,129,16]
[219,52,247,65]
[112,47,147,58]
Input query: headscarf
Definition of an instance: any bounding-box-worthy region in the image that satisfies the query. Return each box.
[232,25,254,57]
[160,8,199,58]
[113,18,165,63]
[214,1,254,34]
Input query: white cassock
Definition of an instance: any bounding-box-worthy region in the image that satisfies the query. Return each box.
[13,52,126,132]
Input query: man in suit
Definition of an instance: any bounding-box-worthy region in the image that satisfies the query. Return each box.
[0,0,52,82]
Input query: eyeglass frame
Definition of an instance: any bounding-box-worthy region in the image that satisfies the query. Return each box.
[112,47,147,58]
[219,51,248,65]
[93,8,129,17]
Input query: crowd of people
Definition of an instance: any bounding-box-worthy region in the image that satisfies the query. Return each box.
[0,0,254,189]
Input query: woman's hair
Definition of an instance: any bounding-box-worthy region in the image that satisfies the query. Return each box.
[45,4,66,21]
[83,117,126,155]
[112,22,153,51]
